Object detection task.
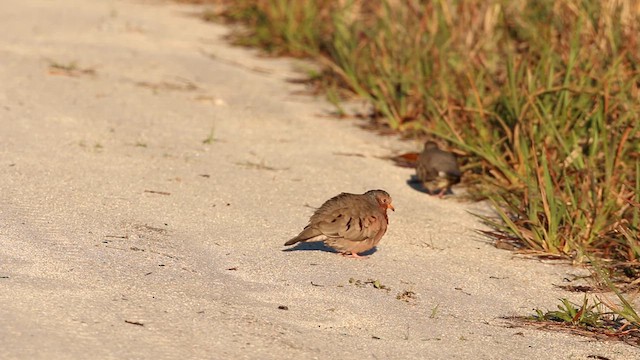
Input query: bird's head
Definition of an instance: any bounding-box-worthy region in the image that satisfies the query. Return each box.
[366,189,395,212]
[424,141,439,151]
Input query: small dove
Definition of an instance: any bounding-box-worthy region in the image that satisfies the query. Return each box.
[284,190,394,258]
[416,141,461,197]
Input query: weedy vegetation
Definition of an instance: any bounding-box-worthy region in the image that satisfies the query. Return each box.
[511,295,640,346]
[348,277,390,291]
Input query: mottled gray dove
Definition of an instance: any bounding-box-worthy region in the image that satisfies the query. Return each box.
[284,190,394,258]
[416,141,461,197]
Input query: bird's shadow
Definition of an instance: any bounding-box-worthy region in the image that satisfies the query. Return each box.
[407,175,429,194]
[282,241,378,256]
[406,175,453,196]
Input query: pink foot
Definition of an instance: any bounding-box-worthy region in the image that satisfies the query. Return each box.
[341,252,368,259]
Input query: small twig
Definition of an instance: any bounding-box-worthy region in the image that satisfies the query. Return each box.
[124,320,144,326]
[332,152,366,158]
[105,235,128,239]
[144,190,171,196]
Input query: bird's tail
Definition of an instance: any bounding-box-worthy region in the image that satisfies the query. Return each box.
[284,227,324,246]
[284,237,301,246]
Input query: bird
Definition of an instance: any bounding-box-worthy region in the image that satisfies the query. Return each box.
[284,190,394,258]
[416,141,461,197]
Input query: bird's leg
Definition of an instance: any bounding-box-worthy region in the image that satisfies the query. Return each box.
[341,252,368,259]
[437,187,448,198]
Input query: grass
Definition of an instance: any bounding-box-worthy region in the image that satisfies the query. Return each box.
[534,297,607,328]
[202,125,217,144]
[516,295,640,346]
[507,296,640,346]
[513,254,640,345]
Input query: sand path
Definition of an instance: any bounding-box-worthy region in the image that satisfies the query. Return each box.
[0,1,635,359]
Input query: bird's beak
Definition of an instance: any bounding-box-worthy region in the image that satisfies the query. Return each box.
[387,204,395,211]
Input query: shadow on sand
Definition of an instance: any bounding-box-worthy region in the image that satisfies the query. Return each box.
[406,175,453,196]
[282,241,378,256]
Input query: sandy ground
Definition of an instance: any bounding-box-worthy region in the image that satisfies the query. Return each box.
[0,0,637,359]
